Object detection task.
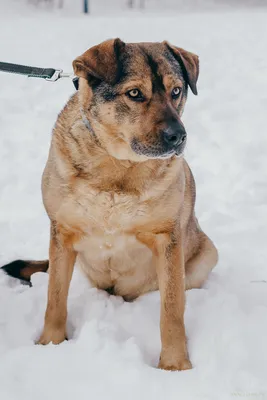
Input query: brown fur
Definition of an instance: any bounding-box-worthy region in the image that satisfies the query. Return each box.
[2,39,218,371]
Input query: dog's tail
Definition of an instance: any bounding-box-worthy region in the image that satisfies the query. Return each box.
[1,259,49,284]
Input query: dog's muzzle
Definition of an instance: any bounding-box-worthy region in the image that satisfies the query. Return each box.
[161,121,187,155]
[131,121,187,159]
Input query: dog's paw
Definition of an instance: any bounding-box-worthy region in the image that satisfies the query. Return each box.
[158,358,192,371]
[37,327,67,345]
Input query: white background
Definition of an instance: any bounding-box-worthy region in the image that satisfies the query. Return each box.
[0,1,267,399]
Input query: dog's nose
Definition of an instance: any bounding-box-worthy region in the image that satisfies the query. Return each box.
[162,123,187,148]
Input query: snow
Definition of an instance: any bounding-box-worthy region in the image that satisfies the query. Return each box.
[0,1,267,399]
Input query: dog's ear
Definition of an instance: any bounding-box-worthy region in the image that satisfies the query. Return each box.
[73,38,126,84]
[164,41,199,95]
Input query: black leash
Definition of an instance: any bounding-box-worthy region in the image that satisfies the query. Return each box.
[0,61,79,89]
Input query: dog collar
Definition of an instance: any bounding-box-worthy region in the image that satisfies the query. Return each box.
[80,109,100,145]
[81,111,92,131]
[73,77,79,90]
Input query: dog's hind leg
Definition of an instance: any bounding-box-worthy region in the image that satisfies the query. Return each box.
[185,233,218,290]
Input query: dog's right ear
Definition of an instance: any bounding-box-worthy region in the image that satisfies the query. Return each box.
[73,38,125,84]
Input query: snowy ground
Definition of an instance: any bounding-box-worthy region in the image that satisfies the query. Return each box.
[1,2,267,399]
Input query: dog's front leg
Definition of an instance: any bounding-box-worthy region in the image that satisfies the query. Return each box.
[38,222,76,345]
[138,231,192,371]
[156,233,192,371]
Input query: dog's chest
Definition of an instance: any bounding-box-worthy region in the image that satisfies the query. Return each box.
[57,183,149,258]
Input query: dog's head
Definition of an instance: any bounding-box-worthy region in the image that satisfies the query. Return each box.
[73,39,199,161]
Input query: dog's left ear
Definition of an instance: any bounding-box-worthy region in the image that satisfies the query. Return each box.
[164,41,199,95]
[73,38,125,84]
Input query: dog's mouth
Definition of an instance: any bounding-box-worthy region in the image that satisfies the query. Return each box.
[131,138,186,160]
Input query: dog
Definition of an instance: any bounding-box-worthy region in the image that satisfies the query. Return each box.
[2,39,218,371]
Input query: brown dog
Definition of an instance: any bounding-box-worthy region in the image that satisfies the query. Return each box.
[2,39,218,371]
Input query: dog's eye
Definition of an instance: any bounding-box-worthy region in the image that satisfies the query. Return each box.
[126,89,144,101]
[171,87,181,99]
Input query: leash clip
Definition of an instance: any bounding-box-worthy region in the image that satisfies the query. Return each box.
[45,69,63,82]
[46,69,75,83]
